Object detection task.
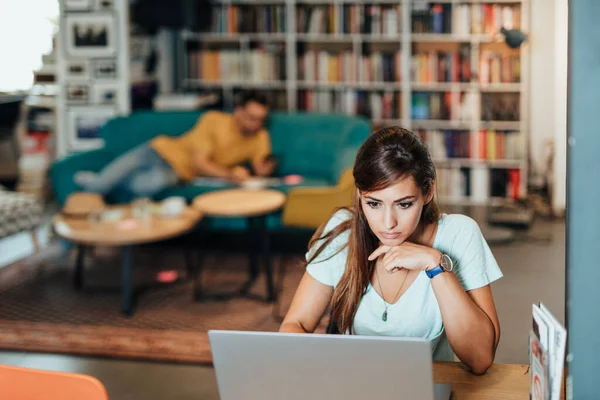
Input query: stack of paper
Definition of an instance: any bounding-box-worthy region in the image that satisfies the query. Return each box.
[530,303,567,400]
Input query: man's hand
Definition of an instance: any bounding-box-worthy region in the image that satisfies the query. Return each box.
[229,166,251,183]
[253,158,276,177]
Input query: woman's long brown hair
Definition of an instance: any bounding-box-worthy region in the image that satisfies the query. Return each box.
[306,127,440,334]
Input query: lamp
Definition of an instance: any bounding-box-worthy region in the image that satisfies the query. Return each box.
[500,27,527,49]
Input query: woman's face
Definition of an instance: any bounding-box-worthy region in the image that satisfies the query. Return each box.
[360,175,432,246]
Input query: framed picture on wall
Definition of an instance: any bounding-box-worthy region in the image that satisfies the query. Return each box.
[66,82,90,104]
[96,0,115,10]
[93,58,117,79]
[65,59,90,79]
[67,107,117,151]
[64,0,92,10]
[65,13,117,57]
[91,82,119,105]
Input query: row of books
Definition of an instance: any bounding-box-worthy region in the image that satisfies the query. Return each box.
[411,46,471,84]
[412,92,520,122]
[417,129,523,161]
[482,93,520,121]
[479,52,521,85]
[412,4,454,35]
[436,167,522,201]
[209,5,287,34]
[411,3,520,36]
[203,3,519,37]
[473,3,521,35]
[297,5,401,36]
[477,130,523,161]
[298,90,401,120]
[418,129,471,160]
[436,167,468,200]
[299,51,401,83]
[412,91,475,121]
[299,51,358,83]
[188,49,286,82]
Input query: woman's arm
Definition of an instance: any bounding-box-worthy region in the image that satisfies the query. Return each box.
[371,243,500,375]
[429,264,500,375]
[279,272,334,333]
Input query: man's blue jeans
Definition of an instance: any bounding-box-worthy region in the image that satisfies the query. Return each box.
[77,143,179,197]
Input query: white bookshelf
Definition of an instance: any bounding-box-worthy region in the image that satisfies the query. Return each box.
[179,0,530,205]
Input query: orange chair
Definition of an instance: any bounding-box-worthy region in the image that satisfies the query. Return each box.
[0,364,109,400]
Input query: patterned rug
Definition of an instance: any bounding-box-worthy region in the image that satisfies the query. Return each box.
[0,242,323,364]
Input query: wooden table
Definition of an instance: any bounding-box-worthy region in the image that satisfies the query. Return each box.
[53,205,202,315]
[192,189,286,302]
[434,362,529,399]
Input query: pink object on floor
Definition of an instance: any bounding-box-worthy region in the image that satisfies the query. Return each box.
[283,174,303,185]
[157,270,179,283]
[116,219,139,231]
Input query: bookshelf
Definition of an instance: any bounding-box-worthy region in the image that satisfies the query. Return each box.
[178,0,529,205]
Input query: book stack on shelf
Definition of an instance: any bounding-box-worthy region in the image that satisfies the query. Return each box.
[411,45,470,84]
[188,44,286,83]
[472,3,521,35]
[180,0,529,206]
[480,51,520,85]
[298,90,401,121]
[210,4,287,35]
[411,91,475,122]
[299,50,359,83]
[297,4,401,36]
[363,50,402,82]
[412,3,520,36]
[481,93,520,121]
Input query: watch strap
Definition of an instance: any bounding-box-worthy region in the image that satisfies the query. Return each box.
[426,265,445,279]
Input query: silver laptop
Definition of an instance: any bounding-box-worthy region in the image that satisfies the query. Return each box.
[209,330,452,400]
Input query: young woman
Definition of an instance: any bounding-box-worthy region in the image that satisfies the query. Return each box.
[279,127,502,375]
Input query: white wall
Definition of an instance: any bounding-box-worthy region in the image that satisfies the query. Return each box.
[529,0,556,183]
[529,0,568,214]
[553,0,568,215]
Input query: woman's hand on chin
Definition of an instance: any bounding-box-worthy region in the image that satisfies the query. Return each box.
[368,243,441,273]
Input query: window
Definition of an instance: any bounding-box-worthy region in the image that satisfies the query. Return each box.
[0,0,59,92]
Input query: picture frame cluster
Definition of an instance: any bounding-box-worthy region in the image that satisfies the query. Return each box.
[62,0,124,151]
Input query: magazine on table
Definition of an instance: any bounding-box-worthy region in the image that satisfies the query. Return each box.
[530,303,567,400]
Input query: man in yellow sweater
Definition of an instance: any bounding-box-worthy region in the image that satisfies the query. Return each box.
[74,91,275,197]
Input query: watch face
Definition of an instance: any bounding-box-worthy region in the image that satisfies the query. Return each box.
[441,254,453,272]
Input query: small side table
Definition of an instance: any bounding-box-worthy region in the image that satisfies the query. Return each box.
[192,189,286,303]
[53,204,202,315]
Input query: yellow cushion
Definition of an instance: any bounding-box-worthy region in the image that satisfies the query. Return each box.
[282,169,354,230]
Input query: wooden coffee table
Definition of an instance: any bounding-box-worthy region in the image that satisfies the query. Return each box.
[192,189,286,303]
[53,204,202,315]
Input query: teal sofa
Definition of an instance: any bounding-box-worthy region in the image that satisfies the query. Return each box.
[50,110,371,231]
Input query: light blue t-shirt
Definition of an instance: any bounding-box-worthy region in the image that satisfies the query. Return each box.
[306,209,503,361]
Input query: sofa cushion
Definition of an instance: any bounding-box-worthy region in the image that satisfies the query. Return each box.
[101,111,206,155]
[269,113,363,179]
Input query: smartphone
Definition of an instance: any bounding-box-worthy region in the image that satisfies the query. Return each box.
[264,154,279,164]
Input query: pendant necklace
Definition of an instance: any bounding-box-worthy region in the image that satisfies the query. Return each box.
[375,266,409,322]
